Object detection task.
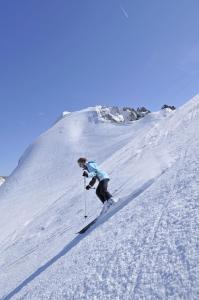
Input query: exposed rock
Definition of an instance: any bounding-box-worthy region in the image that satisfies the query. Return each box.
[161,104,176,110]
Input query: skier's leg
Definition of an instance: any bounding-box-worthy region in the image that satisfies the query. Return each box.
[100,179,112,201]
[98,180,113,215]
[96,183,105,203]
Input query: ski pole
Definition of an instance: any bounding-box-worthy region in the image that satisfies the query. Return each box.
[84,176,88,219]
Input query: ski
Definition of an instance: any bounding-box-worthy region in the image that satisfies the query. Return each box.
[78,218,98,234]
[77,199,117,234]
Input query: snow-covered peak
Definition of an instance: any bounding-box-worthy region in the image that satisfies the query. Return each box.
[91,105,151,123]
[51,101,181,130]
[56,105,151,125]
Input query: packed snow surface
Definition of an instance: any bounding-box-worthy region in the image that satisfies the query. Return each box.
[0,98,199,299]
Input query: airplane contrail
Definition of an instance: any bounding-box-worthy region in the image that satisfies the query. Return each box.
[120,5,129,19]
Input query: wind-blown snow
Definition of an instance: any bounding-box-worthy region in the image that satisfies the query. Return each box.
[0,176,5,186]
[0,98,199,299]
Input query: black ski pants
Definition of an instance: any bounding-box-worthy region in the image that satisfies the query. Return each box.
[96,179,112,203]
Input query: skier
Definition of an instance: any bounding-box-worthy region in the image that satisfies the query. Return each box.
[77,157,115,214]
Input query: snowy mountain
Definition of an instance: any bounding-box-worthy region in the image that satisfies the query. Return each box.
[0,97,199,299]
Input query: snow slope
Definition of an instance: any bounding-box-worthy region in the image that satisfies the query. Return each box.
[0,98,199,299]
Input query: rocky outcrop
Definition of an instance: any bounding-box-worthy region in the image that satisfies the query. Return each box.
[161,104,176,110]
[96,106,151,123]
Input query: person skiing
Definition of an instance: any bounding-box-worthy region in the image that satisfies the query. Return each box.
[77,157,115,214]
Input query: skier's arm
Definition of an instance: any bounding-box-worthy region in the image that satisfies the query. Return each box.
[86,176,97,190]
[86,177,97,190]
[83,170,96,178]
[88,176,97,187]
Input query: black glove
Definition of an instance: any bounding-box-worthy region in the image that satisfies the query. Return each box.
[86,185,91,190]
[82,171,88,177]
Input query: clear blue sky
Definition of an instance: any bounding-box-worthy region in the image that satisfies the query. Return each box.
[1,0,199,175]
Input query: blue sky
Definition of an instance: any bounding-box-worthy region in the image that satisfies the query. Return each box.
[1,0,199,175]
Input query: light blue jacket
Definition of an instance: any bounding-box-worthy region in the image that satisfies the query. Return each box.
[85,160,109,182]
